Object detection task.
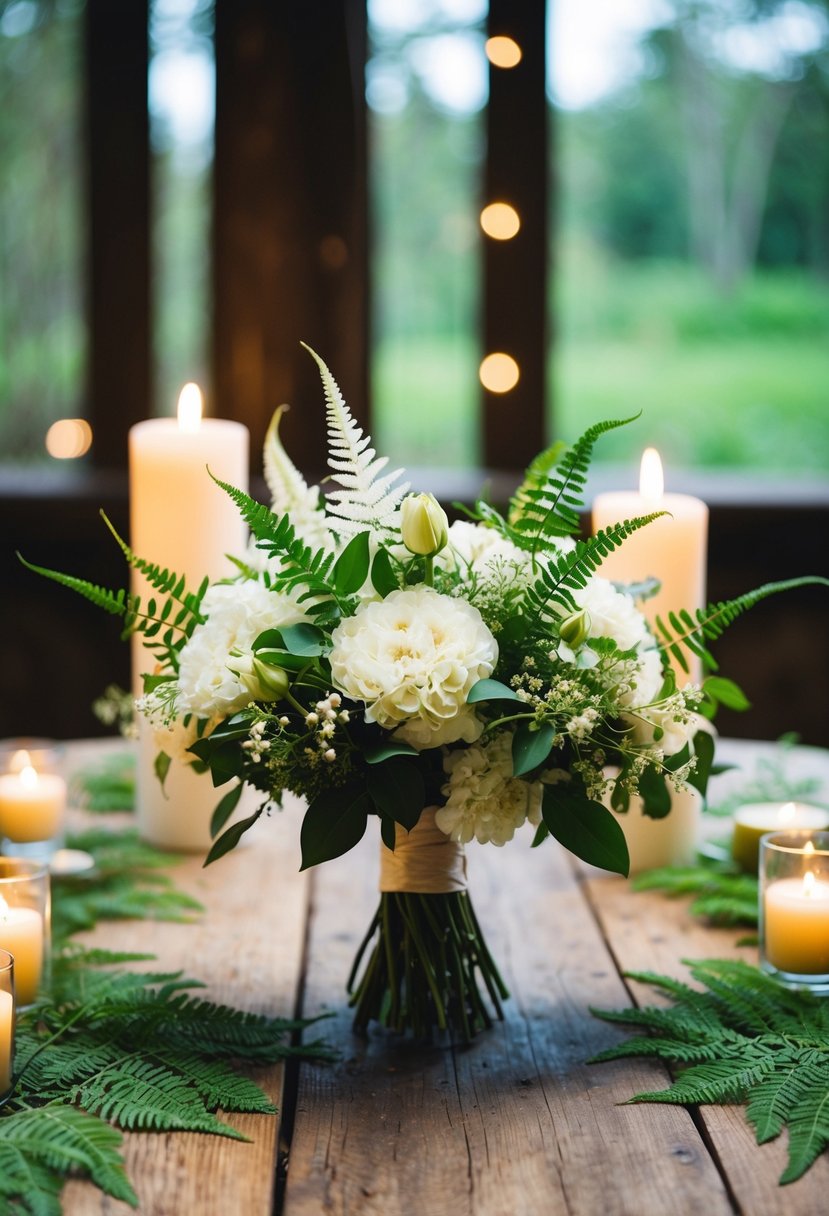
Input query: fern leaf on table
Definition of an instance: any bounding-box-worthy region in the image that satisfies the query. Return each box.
[0,1106,137,1213]
[633,864,760,927]
[303,343,409,543]
[591,958,829,1184]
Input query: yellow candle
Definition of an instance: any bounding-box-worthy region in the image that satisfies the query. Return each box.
[0,988,12,1097]
[129,385,249,850]
[0,899,43,1006]
[732,802,829,874]
[0,755,66,843]
[592,449,708,685]
[764,872,829,975]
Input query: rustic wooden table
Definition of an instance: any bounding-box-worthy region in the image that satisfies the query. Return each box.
[58,737,829,1216]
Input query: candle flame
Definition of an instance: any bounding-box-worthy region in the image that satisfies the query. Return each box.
[177,383,203,433]
[804,870,816,896]
[639,448,664,504]
[19,765,38,790]
[10,749,30,774]
[805,840,815,855]
[779,801,797,825]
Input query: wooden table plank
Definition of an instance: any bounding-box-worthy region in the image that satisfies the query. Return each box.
[581,738,829,1216]
[56,743,309,1216]
[284,823,733,1216]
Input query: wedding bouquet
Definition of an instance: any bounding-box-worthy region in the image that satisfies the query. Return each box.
[23,346,823,1041]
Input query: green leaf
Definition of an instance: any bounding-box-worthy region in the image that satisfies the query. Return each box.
[364,741,419,764]
[531,822,550,848]
[274,622,327,657]
[371,546,399,596]
[512,722,554,777]
[333,530,371,595]
[153,750,172,792]
[704,676,751,711]
[380,816,397,851]
[203,807,265,866]
[210,783,243,838]
[300,786,370,870]
[638,765,672,820]
[467,678,524,704]
[367,758,425,830]
[687,730,716,798]
[206,742,243,788]
[542,785,630,876]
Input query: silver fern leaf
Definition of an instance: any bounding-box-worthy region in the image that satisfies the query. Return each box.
[262,405,331,551]
[301,343,409,542]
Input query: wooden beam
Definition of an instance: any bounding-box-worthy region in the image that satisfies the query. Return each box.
[84,0,152,467]
[213,0,369,475]
[482,0,548,470]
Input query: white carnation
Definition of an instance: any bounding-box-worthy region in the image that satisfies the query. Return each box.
[329,586,498,749]
[444,520,575,580]
[177,581,307,718]
[436,731,541,846]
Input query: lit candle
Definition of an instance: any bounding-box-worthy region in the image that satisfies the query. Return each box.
[0,896,43,1007]
[129,385,249,850]
[764,862,829,976]
[592,449,709,684]
[603,774,701,874]
[732,801,829,874]
[0,950,13,1100]
[0,751,66,844]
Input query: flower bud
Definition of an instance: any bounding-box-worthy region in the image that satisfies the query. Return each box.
[558,608,591,649]
[231,652,290,702]
[401,492,449,557]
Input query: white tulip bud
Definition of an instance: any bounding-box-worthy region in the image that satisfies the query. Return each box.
[401,492,449,557]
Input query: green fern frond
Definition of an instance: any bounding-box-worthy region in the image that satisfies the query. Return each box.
[100,510,207,631]
[655,577,829,673]
[302,342,409,543]
[510,415,639,550]
[0,1106,137,1212]
[526,515,665,622]
[507,440,568,526]
[591,957,829,1184]
[633,864,759,928]
[17,554,129,617]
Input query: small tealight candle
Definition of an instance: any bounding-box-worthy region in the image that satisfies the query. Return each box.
[760,831,829,992]
[731,801,829,874]
[0,949,13,1101]
[0,750,66,845]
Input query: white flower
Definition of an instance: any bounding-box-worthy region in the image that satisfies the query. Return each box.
[436,731,541,846]
[444,520,575,578]
[177,581,307,718]
[328,586,498,749]
[573,576,652,654]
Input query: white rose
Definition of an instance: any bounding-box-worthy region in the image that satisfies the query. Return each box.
[573,576,651,654]
[329,586,498,749]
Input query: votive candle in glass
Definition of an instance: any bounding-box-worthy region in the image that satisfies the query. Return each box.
[0,745,66,859]
[0,860,50,1007]
[0,949,14,1102]
[760,830,829,994]
[732,801,829,874]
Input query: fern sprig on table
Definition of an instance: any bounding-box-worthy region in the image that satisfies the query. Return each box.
[591,958,829,1184]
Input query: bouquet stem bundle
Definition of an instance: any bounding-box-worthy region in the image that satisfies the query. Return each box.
[348,891,508,1041]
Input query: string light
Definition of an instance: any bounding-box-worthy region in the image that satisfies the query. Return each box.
[485,36,522,69]
[479,353,520,394]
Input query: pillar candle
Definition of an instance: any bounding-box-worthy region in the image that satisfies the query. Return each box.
[0,899,43,1006]
[0,760,66,844]
[592,448,708,685]
[764,872,829,974]
[603,772,701,874]
[129,385,249,850]
[0,987,12,1098]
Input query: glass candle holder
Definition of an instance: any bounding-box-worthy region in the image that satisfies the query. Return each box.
[0,949,14,1103]
[0,740,67,861]
[0,860,51,1008]
[759,830,829,994]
